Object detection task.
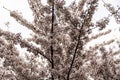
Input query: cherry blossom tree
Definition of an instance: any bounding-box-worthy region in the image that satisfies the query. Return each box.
[0,0,120,80]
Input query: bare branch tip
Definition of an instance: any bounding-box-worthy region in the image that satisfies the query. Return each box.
[3,6,11,12]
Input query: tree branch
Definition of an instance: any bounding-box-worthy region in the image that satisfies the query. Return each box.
[66,7,93,78]
[0,29,52,63]
[10,11,42,34]
[66,30,84,80]
[50,0,55,80]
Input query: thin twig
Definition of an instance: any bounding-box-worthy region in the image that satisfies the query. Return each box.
[3,6,11,12]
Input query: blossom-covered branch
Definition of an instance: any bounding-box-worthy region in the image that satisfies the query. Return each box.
[0,29,51,63]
